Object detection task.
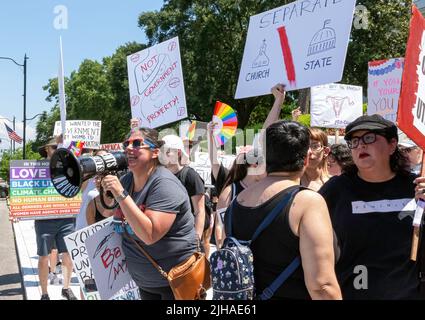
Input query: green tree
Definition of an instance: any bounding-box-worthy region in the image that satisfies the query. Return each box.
[36,42,146,145]
[0,142,41,181]
[138,0,293,128]
[343,1,410,87]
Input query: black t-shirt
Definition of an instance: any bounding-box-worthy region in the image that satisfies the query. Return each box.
[175,166,205,213]
[225,185,310,300]
[319,172,422,300]
[211,163,229,197]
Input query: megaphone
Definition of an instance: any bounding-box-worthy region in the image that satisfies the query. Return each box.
[50,148,128,199]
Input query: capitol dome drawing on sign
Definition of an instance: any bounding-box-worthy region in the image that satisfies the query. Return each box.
[308,20,336,56]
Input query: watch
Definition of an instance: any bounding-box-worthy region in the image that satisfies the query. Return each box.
[115,189,129,203]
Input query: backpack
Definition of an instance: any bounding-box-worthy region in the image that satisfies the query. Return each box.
[210,187,303,300]
[179,166,211,231]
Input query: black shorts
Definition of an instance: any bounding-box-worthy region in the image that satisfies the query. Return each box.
[35,218,76,256]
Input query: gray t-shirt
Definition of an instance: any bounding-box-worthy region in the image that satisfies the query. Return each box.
[120,166,197,288]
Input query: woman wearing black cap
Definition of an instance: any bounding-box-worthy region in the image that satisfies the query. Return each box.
[319,114,425,299]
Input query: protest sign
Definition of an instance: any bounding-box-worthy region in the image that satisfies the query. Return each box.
[8,160,81,220]
[64,217,140,300]
[368,58,404,123]
[100,143,124,152]
[127,36,188,129]
[85,223,133,300]
[189,152,236,187]
[310,83,363,128]
[54,120,101,149]
[397,5,425,260]
[398,6,425,151]
[235,0,356,99]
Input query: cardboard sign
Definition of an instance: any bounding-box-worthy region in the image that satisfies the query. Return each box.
[54,120,101,149]
[127,37,188,129]
[398,6,425,151]
[189,152,236,187]
[235,0,356,99]
[310,83,363,128]
[64,217,140,300]
[8,160,81,220]
[368,58,404,123]
[85,223,133,300]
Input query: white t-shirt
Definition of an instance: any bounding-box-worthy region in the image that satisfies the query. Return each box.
[75,179,99,230]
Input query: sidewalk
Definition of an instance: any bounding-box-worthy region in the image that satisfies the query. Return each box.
[13,218,80,300]
[0,200,24,300]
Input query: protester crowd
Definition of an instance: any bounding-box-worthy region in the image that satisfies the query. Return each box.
[26,81,425,301]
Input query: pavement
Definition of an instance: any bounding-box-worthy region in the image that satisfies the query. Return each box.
[1,198,214,300]
[0,199,24,300]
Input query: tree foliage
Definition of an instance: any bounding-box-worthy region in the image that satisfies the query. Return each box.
[138,0,293,128]
[0,142,41,181]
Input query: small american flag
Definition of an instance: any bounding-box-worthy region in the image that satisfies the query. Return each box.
[4,123,23,144]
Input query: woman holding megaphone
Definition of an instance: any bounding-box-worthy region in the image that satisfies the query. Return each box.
[99,127,200,300]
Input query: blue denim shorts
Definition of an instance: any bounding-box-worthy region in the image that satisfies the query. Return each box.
[34,218,76,256]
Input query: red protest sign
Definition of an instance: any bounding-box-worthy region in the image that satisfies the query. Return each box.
[397,5,425,150]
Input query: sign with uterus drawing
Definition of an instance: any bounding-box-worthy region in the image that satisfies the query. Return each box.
[310,83,363,129]
[235,0,356,99]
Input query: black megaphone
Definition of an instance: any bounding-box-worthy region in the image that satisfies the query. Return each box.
[49,148,128,199]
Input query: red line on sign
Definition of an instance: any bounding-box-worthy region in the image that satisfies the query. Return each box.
[277,26,296,87]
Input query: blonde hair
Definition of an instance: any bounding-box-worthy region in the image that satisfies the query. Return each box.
[309,127,330,180]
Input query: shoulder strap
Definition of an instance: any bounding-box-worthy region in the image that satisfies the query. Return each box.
[231,183,236,201]
[251,186,301,242]
[258,256,301,300]
[122,228,168,279]
[257,186,308,300]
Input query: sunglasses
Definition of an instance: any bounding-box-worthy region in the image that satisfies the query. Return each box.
[122,137,157,149]
[347,132,380,149]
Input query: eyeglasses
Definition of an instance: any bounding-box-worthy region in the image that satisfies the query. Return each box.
[309,142,324,152]
[400,147,417,153]
[123,138,150,149]
[347,132,378,149]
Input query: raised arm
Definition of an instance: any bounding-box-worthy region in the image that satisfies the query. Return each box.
[207,121,221,181]
[263,84,286,130]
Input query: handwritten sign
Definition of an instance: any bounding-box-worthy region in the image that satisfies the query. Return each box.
[235,0,356,99]
[100,143,124,152]
[398,6,425,151]
[127,36,188,129]
[64,217,140,300]
[9,160,81,220]
[368,58,404,123]
[310,83,363,128]
[85,223,133,300]
[54,120,102,149]
[189,152,236,187]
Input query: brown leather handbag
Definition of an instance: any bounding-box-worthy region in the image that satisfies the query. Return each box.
[125,231,211,300]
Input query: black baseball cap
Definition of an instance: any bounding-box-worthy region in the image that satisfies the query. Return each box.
[344,114,398,141]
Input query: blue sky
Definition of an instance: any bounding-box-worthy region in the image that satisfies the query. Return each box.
[0,0,163,151]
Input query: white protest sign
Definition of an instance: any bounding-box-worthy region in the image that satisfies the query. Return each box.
[310,83,363,128]
[235,0,356,99]
[367,58,404,123]
[64,217,140,300]
[85,223,133,300]
[54,120,101,149]
[127,36,188,129]
[189,152,236,187]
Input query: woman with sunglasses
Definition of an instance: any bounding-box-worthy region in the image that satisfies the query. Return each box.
[100,127,198,300]
[319,114,425,299]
